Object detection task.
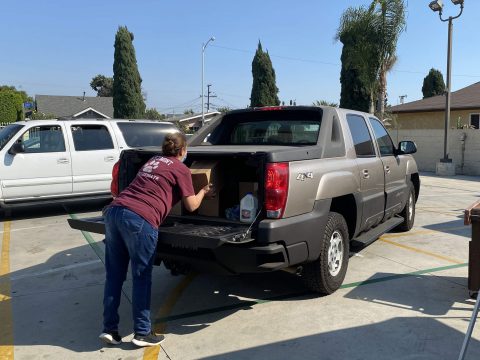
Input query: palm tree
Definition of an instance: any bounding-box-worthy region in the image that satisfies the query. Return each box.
[336,6,380,113]
[369,0,406,118]
[336,0,406,117]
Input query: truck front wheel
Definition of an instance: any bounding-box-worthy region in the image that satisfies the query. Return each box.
[302,212,349,294]
[395,182,416,232]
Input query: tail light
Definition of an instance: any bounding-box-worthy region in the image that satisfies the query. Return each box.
[110,161,120,197]
[265,162,289,219]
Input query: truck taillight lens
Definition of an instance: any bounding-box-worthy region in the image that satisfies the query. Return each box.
[265,162,289,219]
[111,161,120,197]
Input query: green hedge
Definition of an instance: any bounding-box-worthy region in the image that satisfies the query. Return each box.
[0,91,23,123]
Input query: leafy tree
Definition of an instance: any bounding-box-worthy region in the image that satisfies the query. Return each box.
[250,41,280,107]
[336,7,375,112]
[0,90,23,123]
[183,108,194,115]
[144,108,165,120]
[90,75,113,97]
[113,26,146,118]
[217,106,231,114]
[313,100,338,107]
[422,68,446,98]
[29,111,57,120]
[173,120,191,134]
[336,0,406,116]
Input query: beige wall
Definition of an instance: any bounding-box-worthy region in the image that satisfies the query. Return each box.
[394,109,480,129]
[388,128,480,175]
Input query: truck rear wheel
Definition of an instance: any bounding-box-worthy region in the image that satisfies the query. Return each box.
[395,182,415,232]
[302,212,349,294]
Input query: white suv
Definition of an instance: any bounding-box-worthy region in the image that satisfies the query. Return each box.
[0,118,178,208]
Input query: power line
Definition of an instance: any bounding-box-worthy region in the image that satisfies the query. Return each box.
[211,43,480,78]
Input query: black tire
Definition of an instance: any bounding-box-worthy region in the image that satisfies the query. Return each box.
[395,182,416,232]
[302,212,349,294]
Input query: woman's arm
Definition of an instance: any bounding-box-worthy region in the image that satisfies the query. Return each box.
[183,184,213,212]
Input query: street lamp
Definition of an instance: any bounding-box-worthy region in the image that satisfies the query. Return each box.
[201,36,215,128]
[429,0,464,174]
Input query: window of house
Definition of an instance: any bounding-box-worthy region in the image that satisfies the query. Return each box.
[20,126,66,153]
[71,125,114,151]
[470,114,480,129]
[346,114,375,157]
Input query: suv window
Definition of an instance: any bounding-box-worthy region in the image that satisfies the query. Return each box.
[209,109,323,145]
[0,124,24,151]
[20,126,66,153]
[71,125,114,151]
[117,122,175,147]
[346,114,375,157]
[369,118,394,156]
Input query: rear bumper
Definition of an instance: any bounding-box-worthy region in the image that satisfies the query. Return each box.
[67,199,331,274]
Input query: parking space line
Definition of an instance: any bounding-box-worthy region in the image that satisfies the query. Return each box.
[144,273,196,360]
[379,237,464,264]
[0,223,64,234]
[382,226,467,240]
[0,221,14,359]
[68,213,105,264]
[150,263,467,326]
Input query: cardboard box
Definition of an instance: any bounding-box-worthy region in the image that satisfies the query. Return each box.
[190,160,223,193]
[239,182,259,200]
[190,160,223,216]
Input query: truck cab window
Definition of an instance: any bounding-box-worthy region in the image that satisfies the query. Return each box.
[20,126,66,153]
[346,114,375,157]
[369,118,394,156]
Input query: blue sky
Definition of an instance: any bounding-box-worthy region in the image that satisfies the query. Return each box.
[1,0,479,113]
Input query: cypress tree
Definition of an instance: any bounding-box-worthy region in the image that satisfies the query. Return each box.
[113,26,146,118]
[250,41,280,107]
[422,68,446,98]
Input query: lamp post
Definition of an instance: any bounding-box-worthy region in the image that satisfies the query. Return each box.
[201,36,215,128]
[429,0,464,175]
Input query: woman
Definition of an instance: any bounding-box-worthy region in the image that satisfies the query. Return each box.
[99,132,212,347]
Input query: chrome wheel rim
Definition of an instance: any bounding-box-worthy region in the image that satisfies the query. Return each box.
[328,230,344,277]
[408,193,414,221]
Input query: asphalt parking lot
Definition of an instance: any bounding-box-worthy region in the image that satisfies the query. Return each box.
[2,173,480,359]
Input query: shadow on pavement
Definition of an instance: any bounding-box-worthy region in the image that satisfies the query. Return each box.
[198,317,480,360]
[423,218,470,238]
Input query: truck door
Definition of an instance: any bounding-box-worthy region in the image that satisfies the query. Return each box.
[346,114,385,231]
[368,117,408,219]
[66,122,120,194]
[2,124,73,200]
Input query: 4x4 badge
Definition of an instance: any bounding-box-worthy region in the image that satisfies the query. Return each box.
[296,172,313,181]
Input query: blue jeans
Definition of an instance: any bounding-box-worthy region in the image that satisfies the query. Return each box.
[102,206,159,336]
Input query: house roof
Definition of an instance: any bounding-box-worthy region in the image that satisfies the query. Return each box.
[390,82,480,113]
[35,95,114,118]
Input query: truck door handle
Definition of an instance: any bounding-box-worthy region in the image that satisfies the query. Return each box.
[362,169,370,179]
[57,158,70,164]
[104,156,115,162]
[385,166,391,174]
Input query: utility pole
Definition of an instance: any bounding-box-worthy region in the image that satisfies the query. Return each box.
[206,84,217,112]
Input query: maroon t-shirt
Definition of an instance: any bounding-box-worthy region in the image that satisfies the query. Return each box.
[111,156,195,228]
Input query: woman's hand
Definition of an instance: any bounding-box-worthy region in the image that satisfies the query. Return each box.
[202,183,215,197]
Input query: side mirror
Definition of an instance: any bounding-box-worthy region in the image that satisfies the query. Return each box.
[397,141,417,155]
[8,142,25,155]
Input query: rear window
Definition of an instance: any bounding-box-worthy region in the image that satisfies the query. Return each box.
[209,109,322,145]
[117,122,176,147]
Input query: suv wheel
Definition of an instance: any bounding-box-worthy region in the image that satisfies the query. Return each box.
[395,182,415,232]
[303,212,349,294]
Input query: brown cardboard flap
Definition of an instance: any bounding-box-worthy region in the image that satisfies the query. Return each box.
[239,182,259,200]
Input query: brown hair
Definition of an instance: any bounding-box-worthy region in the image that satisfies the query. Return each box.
[162,132,187,157]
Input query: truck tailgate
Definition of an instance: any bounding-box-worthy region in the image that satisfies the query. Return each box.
[67,217,254,249]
